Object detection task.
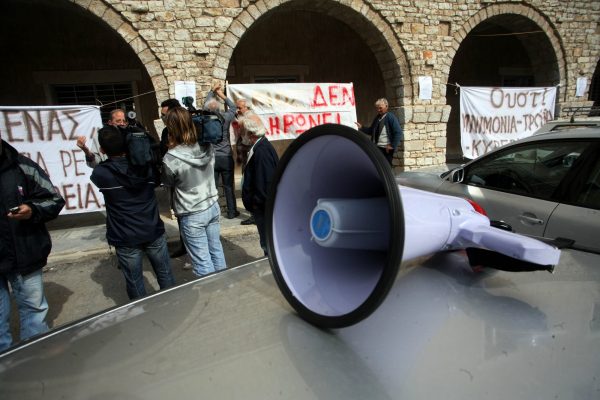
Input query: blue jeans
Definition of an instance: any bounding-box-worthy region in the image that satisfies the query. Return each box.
[0,269,49,352]
[115,233,176,300]
[180,202,227,277]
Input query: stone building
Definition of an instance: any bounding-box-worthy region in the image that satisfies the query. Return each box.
[1,0,599,171]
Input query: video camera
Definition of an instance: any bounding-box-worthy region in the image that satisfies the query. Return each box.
[181,96,224,144]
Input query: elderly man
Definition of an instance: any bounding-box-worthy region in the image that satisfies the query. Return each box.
[357,98,403,165]
[239,117,278,255]
[205,83,240,219]
[76,108,129,168]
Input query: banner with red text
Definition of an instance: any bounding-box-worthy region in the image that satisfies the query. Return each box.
[0,105,104,214]
[227,83,357,140]
[460,87,556,159]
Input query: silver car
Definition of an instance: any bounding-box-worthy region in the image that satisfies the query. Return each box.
[397,126,600,253]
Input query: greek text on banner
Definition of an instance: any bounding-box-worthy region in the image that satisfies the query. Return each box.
[460,87,556,159]
[227,83,358,140]
[0,106,104,214]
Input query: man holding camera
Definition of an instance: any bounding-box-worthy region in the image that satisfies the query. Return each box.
[0,134,65,351]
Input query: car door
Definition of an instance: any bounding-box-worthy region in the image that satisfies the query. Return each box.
[545,144,600,252]
[435,140,590,239]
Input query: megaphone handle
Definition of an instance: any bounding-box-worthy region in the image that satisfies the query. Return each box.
[457,222,560,267]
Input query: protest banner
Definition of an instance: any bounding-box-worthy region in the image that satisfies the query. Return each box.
[460,87,556,158]
[227,83,358,140]
[0,105,104,214]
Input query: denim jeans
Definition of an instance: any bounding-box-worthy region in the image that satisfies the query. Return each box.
[0,269,49,352]
[115,233,176,300]
[180,202,227,277]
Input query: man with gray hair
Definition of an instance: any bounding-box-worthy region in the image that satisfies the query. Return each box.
[204,83,240,219]
[240,115,278,255]
[357,98,403,165]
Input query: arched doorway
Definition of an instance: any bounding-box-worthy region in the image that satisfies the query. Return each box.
[0,0,159,135]
[221,0,409,160]
[446,12,562,162]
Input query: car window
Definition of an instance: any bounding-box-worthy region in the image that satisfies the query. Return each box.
[464,141,588,200]
[574,156,600,209]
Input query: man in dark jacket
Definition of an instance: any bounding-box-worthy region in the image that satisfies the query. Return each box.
[91,126,175,300]
[240,118,279,255]
[0,135,65,352]
[357,98,403,165]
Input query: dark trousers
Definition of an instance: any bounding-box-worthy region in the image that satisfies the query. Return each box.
[254,209,267,256]
[378,146,394,166]
[214,155,238,217]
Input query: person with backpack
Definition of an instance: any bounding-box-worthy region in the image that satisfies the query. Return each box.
[76,109,128,168]
[90,126,175,300]
[204,83,240,220]
[161,107,227,277]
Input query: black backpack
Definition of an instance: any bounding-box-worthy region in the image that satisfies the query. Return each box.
[118,126,160,167]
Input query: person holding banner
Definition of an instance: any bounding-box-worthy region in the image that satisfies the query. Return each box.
[76,108,129,168]
[90,126,176,300]
[162,107,227,277]
[0,135,65,351]
[205,83,240,220]
[357,98,403,165]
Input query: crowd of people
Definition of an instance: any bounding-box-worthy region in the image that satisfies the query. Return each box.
[0,86,401,351]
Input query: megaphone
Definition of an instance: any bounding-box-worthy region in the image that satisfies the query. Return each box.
[265,124,560,329]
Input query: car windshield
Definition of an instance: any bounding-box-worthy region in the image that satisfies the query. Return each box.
[464,140,588,199]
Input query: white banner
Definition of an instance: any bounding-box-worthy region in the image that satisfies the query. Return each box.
[227,83,358,140]
[0,105,104,214]
[460,87,556,159]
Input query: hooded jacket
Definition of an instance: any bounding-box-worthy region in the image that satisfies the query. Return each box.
[0,140,65,276]
[162,143,218,216]
[90,157,164,247]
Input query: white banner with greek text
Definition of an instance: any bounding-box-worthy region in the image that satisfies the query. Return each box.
[460,87,556,159]
[0,105,104,214]
[227,83,358,140]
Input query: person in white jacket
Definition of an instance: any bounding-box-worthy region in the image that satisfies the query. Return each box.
[161,107,226,277]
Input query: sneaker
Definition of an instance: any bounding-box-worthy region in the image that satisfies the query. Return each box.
[225,210,240,219]
[240,216,255,225]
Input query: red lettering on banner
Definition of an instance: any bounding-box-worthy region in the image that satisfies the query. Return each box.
[328,85,340,106]
[283,115,295,132]
[312,85,328,107]
[267,112,344,135]
[311,84,355,108]
[85,183,102,209]
[269,116,280,133]
[341,86,355,106]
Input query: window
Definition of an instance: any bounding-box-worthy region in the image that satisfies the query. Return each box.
[465,141,588,199]
[575,156,600,209]
[52,83,135,123]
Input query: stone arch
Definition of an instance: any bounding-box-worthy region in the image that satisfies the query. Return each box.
[213,0,412,109]
[68,0,168,102]
[448,3,567,99]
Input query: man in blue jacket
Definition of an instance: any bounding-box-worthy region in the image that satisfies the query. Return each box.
[0,135,65,352]
[91,126,175,300]
[358,98,403,165]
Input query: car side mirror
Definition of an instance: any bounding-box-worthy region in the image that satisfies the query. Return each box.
[448,167,465,183]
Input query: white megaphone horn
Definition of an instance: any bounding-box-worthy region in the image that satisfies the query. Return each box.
[265,124,560,329]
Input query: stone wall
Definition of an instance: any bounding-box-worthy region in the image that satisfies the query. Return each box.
[67,0,600,170]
